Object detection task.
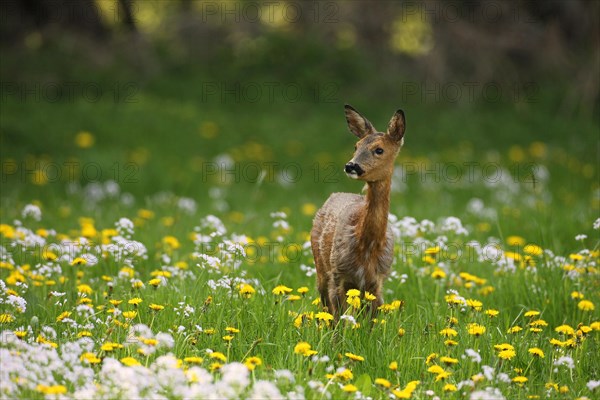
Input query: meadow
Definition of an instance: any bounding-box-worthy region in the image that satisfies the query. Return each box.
[1,55,599,399]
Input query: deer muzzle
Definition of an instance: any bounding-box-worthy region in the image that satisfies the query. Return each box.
[345,162,364,179]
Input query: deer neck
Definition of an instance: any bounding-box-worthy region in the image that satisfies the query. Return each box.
[356,178,391,255]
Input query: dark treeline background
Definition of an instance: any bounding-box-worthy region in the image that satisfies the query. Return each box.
[1,0,598,116]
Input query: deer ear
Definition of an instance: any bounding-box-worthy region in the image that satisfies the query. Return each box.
[387,109,406,144]
[344,104,375,139]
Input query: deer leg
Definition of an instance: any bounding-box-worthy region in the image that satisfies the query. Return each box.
[317,277,330,312]
[328,274,345,323]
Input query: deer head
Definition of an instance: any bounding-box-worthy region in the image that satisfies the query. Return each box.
[343,104,406,183]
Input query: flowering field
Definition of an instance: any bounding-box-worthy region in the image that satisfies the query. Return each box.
[1,156,599,400]
[1,78,599,400]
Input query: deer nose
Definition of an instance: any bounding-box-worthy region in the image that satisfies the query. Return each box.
[345,162,364,175]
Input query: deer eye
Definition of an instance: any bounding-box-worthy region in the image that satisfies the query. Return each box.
[375,148,384,155]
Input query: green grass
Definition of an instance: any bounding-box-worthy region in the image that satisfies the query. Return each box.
[1,51,599,398]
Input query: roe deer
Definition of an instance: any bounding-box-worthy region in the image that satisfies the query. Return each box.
[311,104,406,320]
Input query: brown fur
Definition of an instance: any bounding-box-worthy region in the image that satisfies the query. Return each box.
[311,104,406,320]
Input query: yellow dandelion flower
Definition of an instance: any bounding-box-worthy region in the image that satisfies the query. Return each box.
[148,278,162,287]
[345,352,364,362]
[36,335,58,348]
[209,352,227,362]
[162,235,180,249]
[36,384,68,395]
[504,251,522,261]
[440,356,458,365]
[128,297,143,306]
[427,365,445,374]
[315,312,334,322]
[375,378,391,388]
[129,280,142,289]
[149,304,164,311]
[443,383,458,392]
[398,328,406,336]
[528,348,544,358]
[529,319,548,328]
[297,286,309,294]
[244,356,262,370]
[364,291,376,301]
[524,244,543,256]
[444,339,458,346]
[346,288,360,298]
[570,291,584,300]
[56,311,71,322]
[121,357,141,367]
[184,356,204,364]
[272,285,293,295]
[334,368,353,381]
[478,285,495,296]
[80,352,101,364]
[222,335,234,342]
[239,283,256,298]
[494,343,514,352]
[555,325,575,335]
[512,376,528,385]
[425,353,438,365]
[507,236,525,246]
[578,325,592,336]
[389,361,398,370]
[392,389,411,399]
[137,209,154,219]
[498,349,516,360]
[578,300,595,311]
[74,131,95,148]
[294,341,317,357]
[439,327,458,337]
[288,295,301,301]
[485,309,499,317]
[508,326,523,334]
[435,371,451,381]
[467,323,486,336]
[301,203,317,216]
[431,269,446,279]
[122,311,137,319]
[347,296,361,309]
[422,255,436,264]
[77,284,93,295]
[466,299,483,311]
[559,385,569,393]
[549,338,568,347]
[71,257,87,266]
[14,330,27,339]
[342,384,357,393]
[0,225,16,239]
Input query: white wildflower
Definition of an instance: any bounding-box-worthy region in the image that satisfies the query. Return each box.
[554,356,575,369]
[21,204,42,221]
[587,380,600,391]
[465,348,481,363]
[248,380,282,399]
